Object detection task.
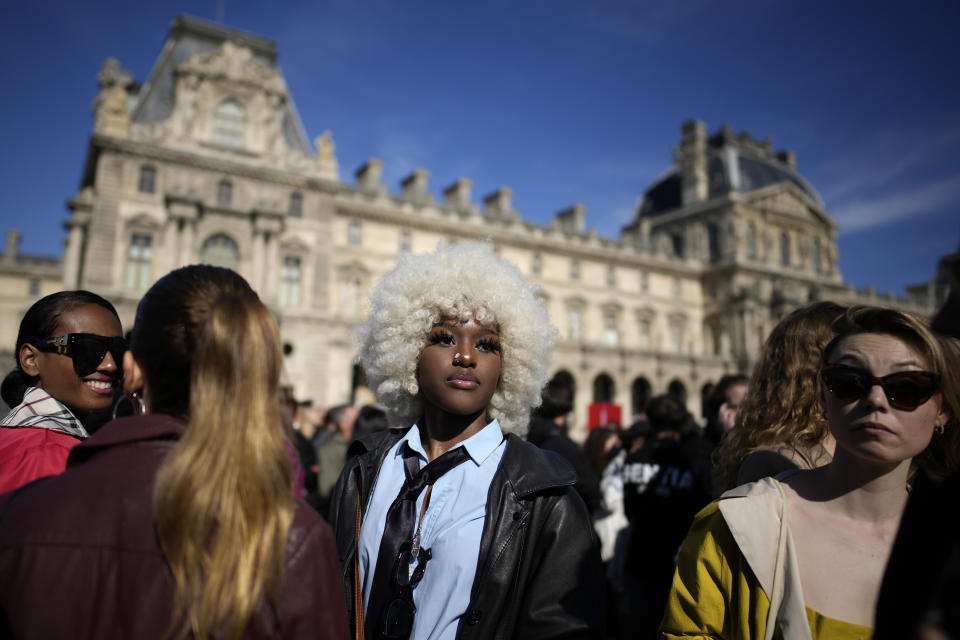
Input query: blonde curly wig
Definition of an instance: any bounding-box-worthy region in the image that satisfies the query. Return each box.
[355,242,558,435]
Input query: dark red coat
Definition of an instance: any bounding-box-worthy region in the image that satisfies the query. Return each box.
[0,414,349,639]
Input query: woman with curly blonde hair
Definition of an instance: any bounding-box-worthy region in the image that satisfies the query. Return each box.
[716,301,846,490]
[329,243,604,640]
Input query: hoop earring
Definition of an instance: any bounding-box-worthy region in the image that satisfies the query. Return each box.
[111,391,146,420]
[935,424,945,436]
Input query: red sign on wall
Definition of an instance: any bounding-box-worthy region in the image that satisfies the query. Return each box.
[588,403,622,431]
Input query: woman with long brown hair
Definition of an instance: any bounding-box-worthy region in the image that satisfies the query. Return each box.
[0,265,348,639]
[716,301,846,490]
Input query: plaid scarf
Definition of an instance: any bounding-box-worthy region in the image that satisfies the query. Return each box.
[1,386,89,439]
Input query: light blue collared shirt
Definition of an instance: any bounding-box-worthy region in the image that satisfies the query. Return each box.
[358,420,507,640]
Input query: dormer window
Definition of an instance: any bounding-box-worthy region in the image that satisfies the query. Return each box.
[213,99,245,148]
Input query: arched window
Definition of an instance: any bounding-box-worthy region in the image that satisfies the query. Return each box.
[593,373,615,404]
[214,99,245,147]
[201,233,239,271]
[631,377,651,417]
[217,180,233,207]
[138,165,156,194]
[667,379,687,405]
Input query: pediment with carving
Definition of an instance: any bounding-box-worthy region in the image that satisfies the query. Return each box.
[177,41,287,95]
[745,186,833,228]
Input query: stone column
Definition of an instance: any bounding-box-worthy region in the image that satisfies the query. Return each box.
[62,219,87,289]
[251,229,265,292]
[264,231,279,301]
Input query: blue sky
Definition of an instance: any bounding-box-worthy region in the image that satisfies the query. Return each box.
[1,1,958,296]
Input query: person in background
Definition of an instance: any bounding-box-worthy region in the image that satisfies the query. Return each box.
[527,379,603,516]
[316,403,359,512]
[0,290,124,493]
[716,301,847,490]
[283,391,321,510]
[875,252,960,640]
[621,393,714,639]
[328,243,603,639]
[0,265,348,639]
[661,306,960,639]
[702,373,749,447]
[353,404,389,441]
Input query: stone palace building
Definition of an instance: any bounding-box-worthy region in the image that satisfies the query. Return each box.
[0,16,942,435]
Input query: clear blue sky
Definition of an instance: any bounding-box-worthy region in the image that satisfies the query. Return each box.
[2,1,958,296]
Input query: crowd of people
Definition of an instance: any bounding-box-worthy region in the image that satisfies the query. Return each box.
[0,242,957,640]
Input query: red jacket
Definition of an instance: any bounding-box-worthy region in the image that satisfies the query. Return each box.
[0,426,79,493]
[0,414,349,639]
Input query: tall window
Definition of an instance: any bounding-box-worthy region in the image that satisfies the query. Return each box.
[28,278,40,297]
[214,99,246,148]
[124,233,153,291]
[288,192,303,218]
[138,165,156,194]
[672,277,682,298]
[570,259,580,281]
[341,277,362,316]
[568,307,582,342]
[746,222,757,259]
[672,233,685,257]
[398,230,412,253]
[671,321,685,354]
[280,256,302,308]
[639,271,649,292]
[217,180,233,207]
[606,265,616,288]
[780,232,791,266]
[347,221,362,246]
[707,223,720,263]
[201,233,239,271]
[812,237,822,273]
[531,252,541,276]
[638,318,651,349]
[603,312,618,347]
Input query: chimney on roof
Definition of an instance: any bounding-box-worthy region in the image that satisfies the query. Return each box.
[355,158,384,192]
[401,168,432,202]
[680,120,708,205]
[554,204,586,233]
[483,187,514,218]
[443,178,473,209]
[776,150,797,169]
[4,229,20,263]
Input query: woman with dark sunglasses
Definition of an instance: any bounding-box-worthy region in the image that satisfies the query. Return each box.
[0,290,123,493]
[0,266,349,639]
[328,243,604,640]
[660,306,960,640]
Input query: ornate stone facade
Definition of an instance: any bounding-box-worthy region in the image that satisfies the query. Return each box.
[0,16,938,435]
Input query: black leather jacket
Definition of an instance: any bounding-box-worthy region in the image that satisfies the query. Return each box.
[328,428,605,639]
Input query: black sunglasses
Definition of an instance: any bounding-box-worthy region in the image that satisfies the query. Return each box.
[381,541,432,640]
[31,333,127,377]
[822,363,940,411]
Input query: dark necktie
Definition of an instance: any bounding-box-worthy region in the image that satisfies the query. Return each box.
[366,442,471,638]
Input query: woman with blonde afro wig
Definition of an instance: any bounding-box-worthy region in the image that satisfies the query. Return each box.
[356,242,555,436]
[329,242,604,640]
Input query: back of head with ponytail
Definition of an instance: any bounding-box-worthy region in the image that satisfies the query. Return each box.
[131,265,294,640]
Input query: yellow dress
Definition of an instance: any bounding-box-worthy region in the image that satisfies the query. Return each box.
[660,494,874,640]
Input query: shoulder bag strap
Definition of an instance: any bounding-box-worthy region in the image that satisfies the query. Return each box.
[354,490,365,640]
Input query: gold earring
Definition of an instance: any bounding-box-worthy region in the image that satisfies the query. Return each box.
[935,424,946,436]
